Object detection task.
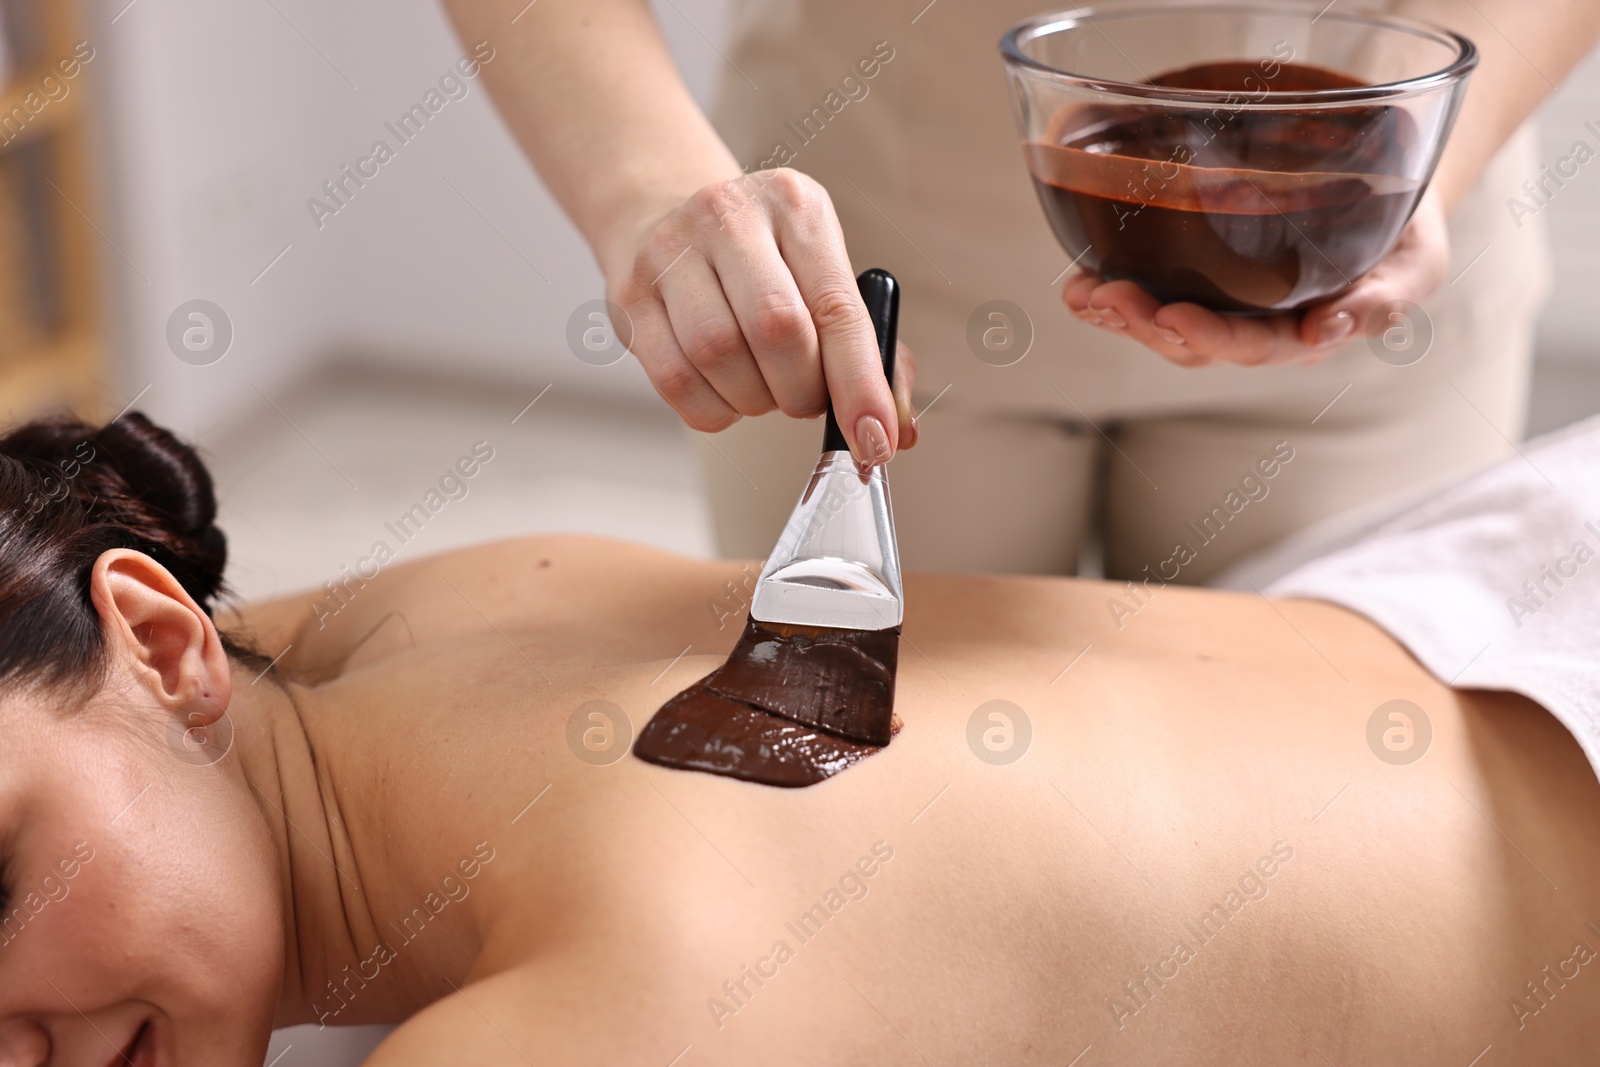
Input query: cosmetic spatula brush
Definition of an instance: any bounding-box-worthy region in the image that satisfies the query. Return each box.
[692,268,905,745]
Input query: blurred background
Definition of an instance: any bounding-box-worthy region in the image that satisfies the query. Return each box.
[0,0,1595,1062]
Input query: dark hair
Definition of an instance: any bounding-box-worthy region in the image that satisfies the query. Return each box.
[0,410,257,694]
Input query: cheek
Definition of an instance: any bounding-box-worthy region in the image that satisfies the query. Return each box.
[50,735,285,1048]
[112,780,284,1028]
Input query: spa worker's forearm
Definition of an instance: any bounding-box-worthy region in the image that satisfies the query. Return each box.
[438,0,740,275]
[438,0,908,465]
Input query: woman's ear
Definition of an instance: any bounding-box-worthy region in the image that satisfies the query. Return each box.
[88,549,233,716]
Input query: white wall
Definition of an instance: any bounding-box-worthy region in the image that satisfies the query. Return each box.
[86,0,347,430]
[87,0,735,439]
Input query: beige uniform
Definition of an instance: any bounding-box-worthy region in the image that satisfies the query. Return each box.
[698,0,1551,581]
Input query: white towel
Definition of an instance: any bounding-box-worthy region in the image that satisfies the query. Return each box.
[1257,414,1600,781]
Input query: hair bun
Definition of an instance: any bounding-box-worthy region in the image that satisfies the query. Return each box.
[3,410,228,611]
[0,409,258,692]
[96,412,228,607]
[93,412,219,537]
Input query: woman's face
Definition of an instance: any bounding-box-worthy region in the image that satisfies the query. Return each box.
[0,675,282,1066]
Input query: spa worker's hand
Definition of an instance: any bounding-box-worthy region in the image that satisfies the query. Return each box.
[438,0,914,468]
[1060,185,1450,368]
[605,169,921,460]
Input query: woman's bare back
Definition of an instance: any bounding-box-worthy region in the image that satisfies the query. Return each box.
[231,536,1600,1065]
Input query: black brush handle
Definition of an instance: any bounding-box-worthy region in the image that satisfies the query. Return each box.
[821,268,899,455]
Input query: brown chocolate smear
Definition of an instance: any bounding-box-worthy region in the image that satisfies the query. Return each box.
[1024,60,1423,313]
[633,616,902,787]
[633,685,898,788]
[706,617,899,745]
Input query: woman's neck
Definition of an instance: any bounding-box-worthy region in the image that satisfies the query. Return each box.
[230,665,481,1029]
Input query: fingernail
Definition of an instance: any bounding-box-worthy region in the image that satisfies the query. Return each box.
[854,415,891,468]
[1091,305,1126,329]
[1316,310,1355,346]
[1153,324,1186,345]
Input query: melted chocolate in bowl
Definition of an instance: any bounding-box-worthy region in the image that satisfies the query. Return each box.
[1026,61,1423,313]
[634,617,901,788]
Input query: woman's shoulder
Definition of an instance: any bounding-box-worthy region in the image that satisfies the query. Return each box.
[356,978,530,1066]
[357,961,616,1066]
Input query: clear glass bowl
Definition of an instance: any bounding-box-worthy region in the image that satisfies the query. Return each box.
[1001,2,1477,314]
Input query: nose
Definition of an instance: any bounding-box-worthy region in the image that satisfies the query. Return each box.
[0,1018,46,1067]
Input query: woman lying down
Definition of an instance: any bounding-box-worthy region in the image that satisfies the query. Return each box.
[3,411,1598,1067]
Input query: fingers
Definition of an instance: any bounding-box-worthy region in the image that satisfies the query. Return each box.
[1064,276,1207,367]
[616,226,748,431]
[1297,188,1450,353]
[656,248,779,417]
[1063,272,1348,367]
[1061,270,1102,318]
[613,170,897,464]
[703,214,826,418]
[775,178,898,466]
[1152,301,1304,366]
[626,292,742,431]
[1059,186,1451,369]
[1296,261,1412,354]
